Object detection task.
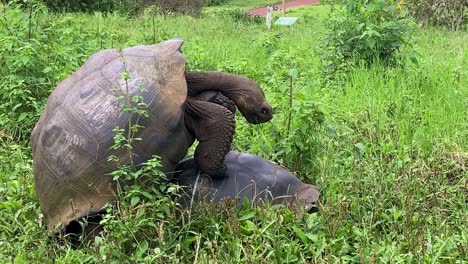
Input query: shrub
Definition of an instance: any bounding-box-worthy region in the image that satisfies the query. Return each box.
[40,0,114,13]
[39,0,204,16]
[154,0,203,17]
[405,0,467,31]
[226,8,264,24]
[320,0,416,81]
[0,2,97,140]
[204,0,229,7]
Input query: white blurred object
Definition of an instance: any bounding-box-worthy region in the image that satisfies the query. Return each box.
[266,5,280,30]
[275,17,298,26]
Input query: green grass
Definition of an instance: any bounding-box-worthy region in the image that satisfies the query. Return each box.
[285,3,331,18]
[223,0,280,8]
[0,3,467,263]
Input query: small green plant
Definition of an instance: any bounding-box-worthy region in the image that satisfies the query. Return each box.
[320,0,416,81]
[0,1,98,140]
[233,47,324,177]
[90,68,180,260]
[253,31,283,54]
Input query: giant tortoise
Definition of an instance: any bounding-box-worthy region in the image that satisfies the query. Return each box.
[31,39,272,231]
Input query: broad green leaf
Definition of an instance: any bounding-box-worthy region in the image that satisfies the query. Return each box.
[130,196,140,206]
[292,226,308,244]
[288,68,298,80]
[239,211,255,221]
[367,37,376,49]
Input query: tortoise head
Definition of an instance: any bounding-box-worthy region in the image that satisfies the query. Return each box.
[185,72,273,124]
[231,77,273,124]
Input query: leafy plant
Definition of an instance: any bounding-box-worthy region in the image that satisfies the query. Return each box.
[253,31,283,54]
[0,2,97,140]
[80,69,182,260]
[320,0,416,81]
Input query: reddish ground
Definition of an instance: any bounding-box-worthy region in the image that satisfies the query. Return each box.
[248,0,321,16]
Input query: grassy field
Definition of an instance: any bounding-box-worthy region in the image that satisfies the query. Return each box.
[0,1,467,263]
[224,0,280,8]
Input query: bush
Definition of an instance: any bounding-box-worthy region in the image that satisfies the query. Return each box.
[0,2,97,140]
[406,0,467,31]
[39,0,204,16]
[41,0,114,13]
[226,8,264,24]
[320,0,416,81]
[204,0,229,7]
[155,0,203,17]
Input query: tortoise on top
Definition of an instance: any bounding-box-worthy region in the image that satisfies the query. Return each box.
[31,39,272,232]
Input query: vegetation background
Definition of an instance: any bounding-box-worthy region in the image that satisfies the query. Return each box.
[0,0,466,262]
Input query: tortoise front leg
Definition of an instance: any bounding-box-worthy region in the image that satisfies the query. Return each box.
[193,91,237,114]
[185,99,235,178]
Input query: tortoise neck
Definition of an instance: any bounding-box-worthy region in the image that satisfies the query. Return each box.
[185,71,246,102]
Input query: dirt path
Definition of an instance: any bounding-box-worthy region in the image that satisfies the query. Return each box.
[248,0,321,16]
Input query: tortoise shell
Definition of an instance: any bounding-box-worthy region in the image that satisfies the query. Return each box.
[31,39,192,231]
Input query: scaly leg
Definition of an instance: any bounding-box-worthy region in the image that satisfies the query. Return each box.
[185,99,235,178]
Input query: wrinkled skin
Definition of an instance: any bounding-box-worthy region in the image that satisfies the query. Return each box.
[184,72,273,177]
[186,72,273,124]
[191,90,237,114]
[171,151,320,211]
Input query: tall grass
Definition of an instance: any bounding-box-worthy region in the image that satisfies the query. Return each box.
[0,2,466,262]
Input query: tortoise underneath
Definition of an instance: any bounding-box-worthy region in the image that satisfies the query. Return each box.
[171,151,320,211]
[63,152,320,245]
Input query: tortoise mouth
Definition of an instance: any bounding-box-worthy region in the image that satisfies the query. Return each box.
[245,104,273,124]
[294,185,320,211]
[247,115,272,124]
